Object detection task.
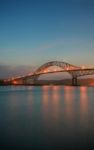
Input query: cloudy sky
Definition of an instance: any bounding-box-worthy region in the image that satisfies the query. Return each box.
[0,0,94,78]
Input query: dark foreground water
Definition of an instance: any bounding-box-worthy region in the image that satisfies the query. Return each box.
[0,86,94,150]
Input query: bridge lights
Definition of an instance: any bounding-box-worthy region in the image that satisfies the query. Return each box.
[7,79,10,82]
[54,69,57,72]
[66,68,69,70]
[44,70,47,73]
[81,66,85,69]
[4,80,7,83]
[28,73,32,76]
[12,81,17,84]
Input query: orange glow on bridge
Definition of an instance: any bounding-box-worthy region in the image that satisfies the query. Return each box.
[12,81,18,84]
[66,67,69,70]
[54,69,57,72]
[90,81,94,86]
[81,65,86,69]
[44,70,47,73]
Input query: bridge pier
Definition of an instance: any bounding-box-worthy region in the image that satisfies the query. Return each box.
[31,75,39,84]
[23,75,39,84]
[72,77,78,86]
[23,79,27,84]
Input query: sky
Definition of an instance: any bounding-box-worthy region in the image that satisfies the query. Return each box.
[0,0,94,78]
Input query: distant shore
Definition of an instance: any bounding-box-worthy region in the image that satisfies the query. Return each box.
[0,78,94,86]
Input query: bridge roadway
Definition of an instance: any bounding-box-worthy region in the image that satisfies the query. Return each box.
[5,61,94,86]
[8,68,94,86]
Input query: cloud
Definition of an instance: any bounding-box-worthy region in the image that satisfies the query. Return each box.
[0,65,36,79]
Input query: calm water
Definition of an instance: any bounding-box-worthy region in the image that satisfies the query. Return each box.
[0,86,94,150]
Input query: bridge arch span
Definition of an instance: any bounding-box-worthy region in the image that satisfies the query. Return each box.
[35,61,80,74]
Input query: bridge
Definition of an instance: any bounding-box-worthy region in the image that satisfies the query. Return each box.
[4,61,94,86]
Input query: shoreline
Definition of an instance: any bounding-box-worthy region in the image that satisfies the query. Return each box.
[0,84,94,87]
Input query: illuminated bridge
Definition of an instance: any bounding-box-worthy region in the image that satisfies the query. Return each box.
[5,61,94,86]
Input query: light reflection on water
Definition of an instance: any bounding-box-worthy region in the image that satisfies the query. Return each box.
[80,87,89,121]
[64,86,75,122]
[51,86,61,121]
[0,86,94,149]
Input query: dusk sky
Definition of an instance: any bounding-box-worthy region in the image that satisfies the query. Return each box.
[0,0,94,78]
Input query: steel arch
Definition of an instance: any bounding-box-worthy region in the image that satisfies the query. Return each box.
[35,61,80,74]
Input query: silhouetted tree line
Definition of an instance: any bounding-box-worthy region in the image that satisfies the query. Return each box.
[0,80,5,85]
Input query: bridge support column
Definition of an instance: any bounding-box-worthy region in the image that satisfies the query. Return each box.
[23,79,27,84]
[72,77,78,86]
[31,75,39,84]
[23,76,38,85]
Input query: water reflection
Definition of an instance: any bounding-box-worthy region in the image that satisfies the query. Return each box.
[42,86,50,131]
[64,86,75,122]
[42,86,49,116]
[7,93,21,138]
[9,93,20,117]
[42,86,61,131]
[27,90,33,119]
[42,86,49,107]
[80,87,89,124]
[51,86,61,121]
[0,86,94,149]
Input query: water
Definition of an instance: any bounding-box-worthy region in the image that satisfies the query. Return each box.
[0,86,94,150]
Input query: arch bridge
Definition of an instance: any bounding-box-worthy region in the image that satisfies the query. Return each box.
[7,61,94,86]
